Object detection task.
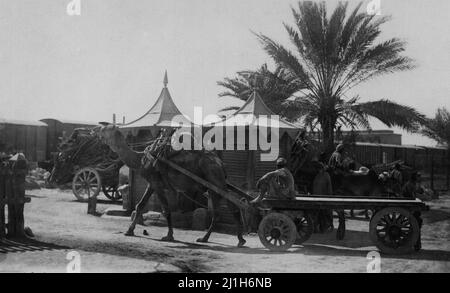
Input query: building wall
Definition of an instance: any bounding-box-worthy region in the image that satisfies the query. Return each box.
[0,122,47,162]
[341,130,402,145]
[40,119,96,160]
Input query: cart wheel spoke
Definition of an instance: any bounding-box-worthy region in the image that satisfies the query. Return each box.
[72,167,101,202]
[258,212,297,252]
[294,213,313,245]
[103,185,121,201]
[370,207,420,255]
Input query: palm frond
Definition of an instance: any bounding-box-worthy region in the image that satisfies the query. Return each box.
[420,108,450,146]
[218,1,420,150]
[354,99,426,132]
[219,106,241,113]
[217,64,305,119]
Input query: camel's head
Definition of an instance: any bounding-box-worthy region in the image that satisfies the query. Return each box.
[96,123,123,152]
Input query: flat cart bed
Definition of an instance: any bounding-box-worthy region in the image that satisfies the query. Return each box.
[256,196,428,255]
[259,196,428,212]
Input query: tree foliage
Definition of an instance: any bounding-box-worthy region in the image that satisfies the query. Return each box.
[219,1,426,152]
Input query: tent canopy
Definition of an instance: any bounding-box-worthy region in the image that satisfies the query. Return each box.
[207,91,300,138]
[122,72,192,129]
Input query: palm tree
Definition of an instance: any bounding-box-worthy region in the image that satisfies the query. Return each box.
[421,108,450,147]
[224,1,426,153]
[218,64,304,121]
[421,107,450,189]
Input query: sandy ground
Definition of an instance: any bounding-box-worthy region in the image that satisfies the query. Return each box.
[1,188,450,273]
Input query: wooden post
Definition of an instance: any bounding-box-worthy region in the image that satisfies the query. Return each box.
[379,146,383,164]
[246,150,255,190]
[446,148,450,190]
[430,149,434,191]
[87,195,97,215]
[0,168,6,238]
[0,155,30,239]
[7,157,27,237]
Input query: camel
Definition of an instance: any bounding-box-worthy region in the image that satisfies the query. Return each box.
[97,125,246,247]
[290,137,388,197]
[290,137,389,239]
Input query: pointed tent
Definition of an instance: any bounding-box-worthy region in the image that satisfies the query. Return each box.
[121,73,192,136]
[204,91,301,190]
[208,91,300,138]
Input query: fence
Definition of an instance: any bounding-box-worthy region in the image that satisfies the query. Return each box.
[348,143,449,191]
[0,154,30,238]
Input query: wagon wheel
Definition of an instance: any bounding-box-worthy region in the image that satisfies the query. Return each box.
[72,167,102,202]
[369,207,419,255]
[258,212,297,252]
[102,185,122,201]
[294,212,314,244]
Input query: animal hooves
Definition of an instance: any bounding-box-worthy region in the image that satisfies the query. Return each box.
[196,237,207,243]
[237,239,246,247]
[161,235,174,242]
[124,230,135,236]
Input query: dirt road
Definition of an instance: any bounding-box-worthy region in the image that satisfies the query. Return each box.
[1,188,449,273]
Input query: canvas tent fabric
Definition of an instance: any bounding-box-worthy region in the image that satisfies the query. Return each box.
[125,86,191,128]
[206,91,300,138]
[121,73,191,133]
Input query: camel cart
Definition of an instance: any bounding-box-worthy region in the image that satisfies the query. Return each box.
[71,163,123,202]
[156,157,428,255]
[49,128,124,201]
[256,196,428,255]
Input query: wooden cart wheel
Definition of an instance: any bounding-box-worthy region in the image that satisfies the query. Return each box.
[102,185,122,201]
[258,212,297,252]
[72,167,102,202]
[369,207,419,255]
[294,212,314,244]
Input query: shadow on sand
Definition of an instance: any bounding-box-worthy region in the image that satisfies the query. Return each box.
[0,237,69,254]
[139,229,450,262]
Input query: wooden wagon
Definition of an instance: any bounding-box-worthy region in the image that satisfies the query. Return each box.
[49,128,124,201]
[256,196,427,254]
[157,156,428,255]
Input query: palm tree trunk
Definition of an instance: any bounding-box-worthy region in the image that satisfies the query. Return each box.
[321,118,336,155]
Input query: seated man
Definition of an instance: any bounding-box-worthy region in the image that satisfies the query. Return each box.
[402,172,419,198]
[251,157,296,203]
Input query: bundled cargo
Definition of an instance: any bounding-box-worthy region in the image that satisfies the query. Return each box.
[49,128,124,201]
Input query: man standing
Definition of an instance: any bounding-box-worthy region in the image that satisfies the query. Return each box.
[312,162,334,233]
[389,163,403,195]
[328,143,345,171]
[402,172,419,198]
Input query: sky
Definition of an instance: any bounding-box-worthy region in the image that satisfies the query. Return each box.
[0,0,449,146]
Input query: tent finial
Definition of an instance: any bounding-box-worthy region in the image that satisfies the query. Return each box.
[163,70,168,88]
